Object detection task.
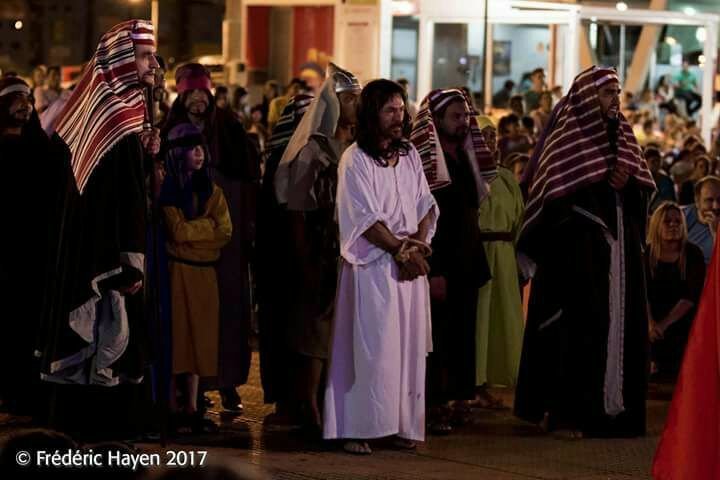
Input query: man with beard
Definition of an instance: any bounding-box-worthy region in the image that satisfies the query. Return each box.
[410,89,495,434]
[273,64,361,434]
[37,20,160,440]
[323,79,438,454]
[0,77,64,416]
[163,63,260,413]
[515,66,656,438]
[682,176,720,265]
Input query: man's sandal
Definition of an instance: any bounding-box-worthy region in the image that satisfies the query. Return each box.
[343,441,372,455]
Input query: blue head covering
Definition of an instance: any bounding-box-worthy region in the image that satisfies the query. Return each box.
[160,123,213,219]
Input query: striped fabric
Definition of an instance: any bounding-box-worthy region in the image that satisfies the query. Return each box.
[265,93,314,160]
[521,66,655,234]
[410,89,497,198]
[55,20,155,194]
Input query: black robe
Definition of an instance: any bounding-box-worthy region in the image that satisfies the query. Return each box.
[255,145,295,404]
[515,180,650,437]
[37,134,150,439]
[0,116,61,415]
[427,148,491,404]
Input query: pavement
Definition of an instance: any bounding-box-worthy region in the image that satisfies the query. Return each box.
[1,354,672,479]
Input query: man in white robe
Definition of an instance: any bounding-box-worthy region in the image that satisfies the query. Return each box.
[323,79,438,454]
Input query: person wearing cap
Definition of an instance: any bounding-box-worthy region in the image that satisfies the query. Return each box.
[410,89,495,434]
[160,123,232,433]
[0,76,67,417]
[37,20,161,439]
[273,64,361,434]
[163,63,260,414]
[515,66,655,438]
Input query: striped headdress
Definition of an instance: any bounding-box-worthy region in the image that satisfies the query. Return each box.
[521,66,655,234]
[410,88,496,204]
[264,93,314,159]
[55,19,155,194]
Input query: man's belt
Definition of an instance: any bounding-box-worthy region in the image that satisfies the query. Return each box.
[168,255,218,268]
[478,231,513,242]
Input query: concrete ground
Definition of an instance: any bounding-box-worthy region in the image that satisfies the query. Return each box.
[1,354,671,479]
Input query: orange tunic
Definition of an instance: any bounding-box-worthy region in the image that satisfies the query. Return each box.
[164,185,232,376]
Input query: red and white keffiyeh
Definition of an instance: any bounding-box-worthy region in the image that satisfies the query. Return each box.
[521,66,655,233]
[55,19,155,194]
[410,88,496,204]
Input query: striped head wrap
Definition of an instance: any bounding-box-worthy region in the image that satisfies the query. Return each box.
[264,93,314,159]
[410,88,496,203]
[55,19,155,194]
[520,65,655,235]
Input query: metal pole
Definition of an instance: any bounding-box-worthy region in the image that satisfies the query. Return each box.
[619,23,626,84]
[481,0,489,113]
[151,0,160,37]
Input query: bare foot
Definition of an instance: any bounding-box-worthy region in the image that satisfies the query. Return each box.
[343,440,372,455]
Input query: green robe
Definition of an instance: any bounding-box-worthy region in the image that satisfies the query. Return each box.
[476,167,525,387]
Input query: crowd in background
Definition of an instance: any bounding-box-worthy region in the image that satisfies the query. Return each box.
[1,19,720,475]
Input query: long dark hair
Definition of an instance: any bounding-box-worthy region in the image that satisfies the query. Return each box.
[356,79,412,166]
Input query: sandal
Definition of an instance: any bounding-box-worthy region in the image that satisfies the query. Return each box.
[343,440,372,455]
[428,405,453,435]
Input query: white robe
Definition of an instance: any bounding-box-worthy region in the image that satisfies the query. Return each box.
[323,143,438,442]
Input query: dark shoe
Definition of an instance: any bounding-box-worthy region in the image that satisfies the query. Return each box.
[220,389,244,414]
[429,421,453,435]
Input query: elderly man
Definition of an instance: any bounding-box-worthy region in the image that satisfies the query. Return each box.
[515,66,656,438]
[323,79,438,454]
[410,89,494,434]
[163,63,261,414]
[682,176,720,265]
[39,20,160,439]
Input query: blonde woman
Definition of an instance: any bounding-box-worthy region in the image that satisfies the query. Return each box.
[645,202,706,378]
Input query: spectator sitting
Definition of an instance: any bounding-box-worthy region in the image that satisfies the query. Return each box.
[646,202,706,380]
[646,146,676,211]
[497,114,532,164]
[530,91,553,136]
[492,80,515,109]
[523,68,545,112]
[509,94,524,118]
[682,175,720,264]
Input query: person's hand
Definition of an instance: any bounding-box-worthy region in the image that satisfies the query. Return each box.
[398,250,429,281]
[702,211,719,232]
[649,320,664,343]
[141,128,161,156]
[429,276,447,302]
[609,163,631,190]
[118,280,143,296]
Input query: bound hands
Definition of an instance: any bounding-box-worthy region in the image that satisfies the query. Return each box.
[609,163,631,190]
[394,239,432,282]
[141,127,161,156]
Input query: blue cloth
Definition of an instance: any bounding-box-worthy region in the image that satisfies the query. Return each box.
[683,205,714,265]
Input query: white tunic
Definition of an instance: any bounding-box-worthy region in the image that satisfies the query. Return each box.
[323,143,438,441]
